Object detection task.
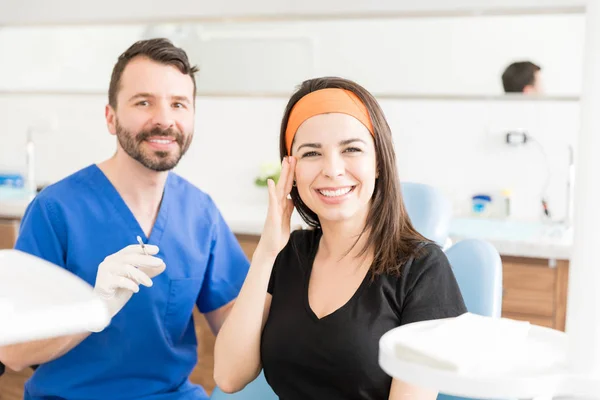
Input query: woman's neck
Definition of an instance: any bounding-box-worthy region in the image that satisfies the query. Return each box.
[318,217,371,262]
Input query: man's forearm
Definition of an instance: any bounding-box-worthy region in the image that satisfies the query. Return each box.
[0,331,90,371]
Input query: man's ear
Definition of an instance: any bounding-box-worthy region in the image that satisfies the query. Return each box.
[522,85,536,95]
[105,104,117,135]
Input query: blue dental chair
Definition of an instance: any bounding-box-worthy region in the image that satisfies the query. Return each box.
[209,370,276,400]
[402,183,503,399]
[445,238,503,318]
[437,238,503,400]
[210,185,502,400]
[401,182,452,247]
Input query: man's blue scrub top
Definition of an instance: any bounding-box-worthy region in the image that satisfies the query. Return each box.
[15,165,250,399]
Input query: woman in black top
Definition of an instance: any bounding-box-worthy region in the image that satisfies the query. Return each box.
[214,77,467,399]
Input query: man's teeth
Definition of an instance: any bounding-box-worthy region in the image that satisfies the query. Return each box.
[149,139,172,144]
[318,187,352,197]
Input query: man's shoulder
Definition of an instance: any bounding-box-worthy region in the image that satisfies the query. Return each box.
[168,172,224,224]
[168,172,214,205]
[35,165,97,206]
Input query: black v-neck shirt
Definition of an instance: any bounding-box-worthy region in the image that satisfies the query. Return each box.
[261,229,467,400]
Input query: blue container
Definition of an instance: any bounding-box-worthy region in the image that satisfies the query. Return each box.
[472,194,492,215]
[0,173,24,188]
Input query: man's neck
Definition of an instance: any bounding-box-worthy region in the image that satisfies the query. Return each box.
[97,152,168,236]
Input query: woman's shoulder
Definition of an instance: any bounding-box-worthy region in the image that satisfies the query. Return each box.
[401,241,450,279]
[412,241,448,265]
[276,228,321,265]
[378,241,450,286]
[288,228,321,249]
[379,241,466,321]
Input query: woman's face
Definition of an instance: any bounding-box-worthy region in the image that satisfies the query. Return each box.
[291,113,377,225]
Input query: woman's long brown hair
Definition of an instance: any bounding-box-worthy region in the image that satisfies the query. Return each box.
[279,77,431,276]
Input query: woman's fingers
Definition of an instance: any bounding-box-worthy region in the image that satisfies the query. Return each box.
[283,156,296,198]
[268,156,296,224]
[282,198,294,233]
[283,198,294,221]
[275,157,289,201]
[267,178,278,211]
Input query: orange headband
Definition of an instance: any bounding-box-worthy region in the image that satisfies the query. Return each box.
[285,88,375,155]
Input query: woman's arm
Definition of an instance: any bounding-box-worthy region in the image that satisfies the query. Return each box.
[213,253,275,393]
[389,378,438,400]
[0,333,89,371]
[213,156,297,393]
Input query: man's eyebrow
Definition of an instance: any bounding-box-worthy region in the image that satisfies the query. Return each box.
[172,95,192,104]
[128,93,155,102]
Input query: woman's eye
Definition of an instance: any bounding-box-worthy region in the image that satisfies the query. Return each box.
[136,101,149,106]
[344,147,362,153]
[301,151,319,158]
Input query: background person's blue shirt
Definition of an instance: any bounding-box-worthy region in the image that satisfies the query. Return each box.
[15,164,250,400]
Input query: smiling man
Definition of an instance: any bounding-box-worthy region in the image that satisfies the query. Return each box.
[0,39,250,400]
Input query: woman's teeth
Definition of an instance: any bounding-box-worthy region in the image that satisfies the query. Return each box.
[318,187,353,197]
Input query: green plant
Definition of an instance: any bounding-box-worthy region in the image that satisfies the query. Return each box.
[254,161,281,187]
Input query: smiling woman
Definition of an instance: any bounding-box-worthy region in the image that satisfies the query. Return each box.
[213,77,467,400]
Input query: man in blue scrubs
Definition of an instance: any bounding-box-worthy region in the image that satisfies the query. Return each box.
[0,38,250,399]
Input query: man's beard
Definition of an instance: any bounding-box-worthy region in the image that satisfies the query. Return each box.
[116,120,192,172]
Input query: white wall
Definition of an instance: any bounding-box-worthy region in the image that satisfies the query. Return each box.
[0,94,578,222]
[0,13,582,223]
[0,15,586,96]
[185,15,585,96]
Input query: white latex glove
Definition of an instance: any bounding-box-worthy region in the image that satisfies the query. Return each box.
[89,244,166,332]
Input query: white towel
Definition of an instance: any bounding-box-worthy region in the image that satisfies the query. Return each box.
[0,297,15,316]
[394,313,531,374]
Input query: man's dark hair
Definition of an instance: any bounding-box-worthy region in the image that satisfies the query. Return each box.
[108,38,199,108]
[501,61,541,93]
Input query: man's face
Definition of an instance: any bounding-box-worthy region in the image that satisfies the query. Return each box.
[532,70,544,94]
[524,70,544,95]
[106,56,195,171]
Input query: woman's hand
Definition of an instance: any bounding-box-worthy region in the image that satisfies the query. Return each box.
[255,156,296,259]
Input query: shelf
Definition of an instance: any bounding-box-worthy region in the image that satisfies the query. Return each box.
[0,90,580,102]
[0,4,586,27]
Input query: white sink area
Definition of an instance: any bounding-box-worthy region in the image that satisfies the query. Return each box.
[450,217,572,242]
[449,217,573,259]
[0,187,33,219]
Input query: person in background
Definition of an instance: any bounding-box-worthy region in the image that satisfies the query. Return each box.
[213,77,467,399]
[501,61,543,94]
[0,38,249,400]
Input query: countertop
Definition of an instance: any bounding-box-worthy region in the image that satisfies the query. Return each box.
[0,199,29,219]
[0,197,573,261]
[217,203,573,261]
[448,217,572,260]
